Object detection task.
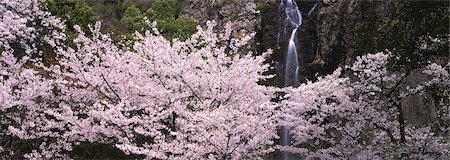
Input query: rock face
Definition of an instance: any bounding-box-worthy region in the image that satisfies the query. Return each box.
[316,0,394,72]
[178,0,261,40]
[316,0,361,73]
[401,69,438,126]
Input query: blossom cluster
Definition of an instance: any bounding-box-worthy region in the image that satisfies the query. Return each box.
[283,52,449,159]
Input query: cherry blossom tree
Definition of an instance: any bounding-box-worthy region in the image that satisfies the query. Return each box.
[283,52,449,159]
[0,0,65,58]
[1,0,279,156]
[281,68,361,159]
[0,0,66,158]
[348,52,449,159]
[51,21,277,159]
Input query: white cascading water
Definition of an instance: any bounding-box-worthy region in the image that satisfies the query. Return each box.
[280,1,301,159]
[279,0,317,159]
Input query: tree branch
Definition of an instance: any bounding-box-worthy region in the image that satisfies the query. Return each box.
[101,74,122,102]
[373,123,397,143]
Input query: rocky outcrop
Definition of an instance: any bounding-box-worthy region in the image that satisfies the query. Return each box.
[316,0,394,73]
[178,0,262,40]
[316,0,361,73]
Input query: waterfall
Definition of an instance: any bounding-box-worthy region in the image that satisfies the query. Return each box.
[280,1,301,159]
[307,3,318,17]
[281,0,302,87]
[279,0,317,159]
[284,27,301,87]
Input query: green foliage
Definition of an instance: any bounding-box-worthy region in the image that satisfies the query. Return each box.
[119,0,196,41]
[45,0,97,32]
[355,1,449,69]
[158,16,197,40]
[71,0,197,41]
[145,0,176,21]
[121,5,147,31]
[45,0,97,47]
[148,0,196,41]
[39,0,97,64]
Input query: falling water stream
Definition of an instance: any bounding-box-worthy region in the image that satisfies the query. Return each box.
[279,0,317,159]
[283,0,302,87]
